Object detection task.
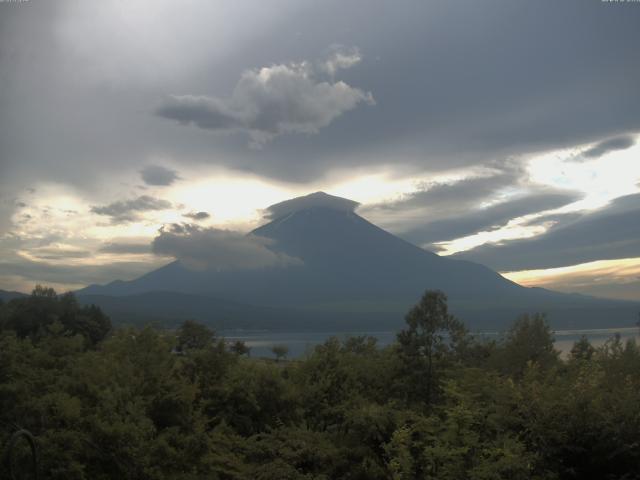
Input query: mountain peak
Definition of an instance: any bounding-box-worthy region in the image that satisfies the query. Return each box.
[265,191,360,220]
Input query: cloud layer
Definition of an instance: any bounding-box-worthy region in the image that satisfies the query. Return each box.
[454,193,640,270]
[581,135,635,159]
[363,160,582,245]
[152,223,301,271]
[156,48,374,147]
[403,190,582,245]
[91,196,172,224]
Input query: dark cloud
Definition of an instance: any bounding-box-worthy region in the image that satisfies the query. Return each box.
[581,135,635,159]
[265,191,359,220]
[156,48,374,147]
[140,165,180,186]
[90,196,172,224]
[183,211,210,221]
[361,161,580,242]
[152,223,302,270]
[1,0,639,197]
[453,193,640,270]
[402,190,582,245]
[366,161,524,216]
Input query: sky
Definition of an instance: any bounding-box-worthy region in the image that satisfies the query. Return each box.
[1,0,639,300]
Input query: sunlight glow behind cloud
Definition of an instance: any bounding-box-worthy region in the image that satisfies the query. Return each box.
[502,257,640,301]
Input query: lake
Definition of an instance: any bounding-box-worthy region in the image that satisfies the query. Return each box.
[223,327,640,359]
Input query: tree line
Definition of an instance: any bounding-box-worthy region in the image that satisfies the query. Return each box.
[1,287,639,479]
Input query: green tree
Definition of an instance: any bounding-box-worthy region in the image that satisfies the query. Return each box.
[497,313,559,376]
[1,286,110,346]
[397,290,468,405]
[570,335,595,361]
[271,344,289,362]
[230,340,251,356]
[177,319,214,352]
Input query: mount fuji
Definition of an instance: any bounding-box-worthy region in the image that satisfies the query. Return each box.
[78,192,639,330]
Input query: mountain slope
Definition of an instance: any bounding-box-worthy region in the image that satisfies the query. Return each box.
[78,192,639,330]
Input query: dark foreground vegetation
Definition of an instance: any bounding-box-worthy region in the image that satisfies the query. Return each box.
[1,287,640,479]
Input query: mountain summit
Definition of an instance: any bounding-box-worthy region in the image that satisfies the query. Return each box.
[79,193,639,330]
[264,191,360,220]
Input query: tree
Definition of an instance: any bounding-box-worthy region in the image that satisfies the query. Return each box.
[271,344,289,362]
[4,285,60,338]
[397,290,468,405]
[230,340,251,356]
[499,313,559,376]
[176,319,214,352]
[1,287,110,346]
[570,335,595,361]
[59,293,111,346]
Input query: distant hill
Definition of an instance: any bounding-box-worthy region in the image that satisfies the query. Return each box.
[78,192,640,331]
[76,291,405,331]
[0,289,28,302]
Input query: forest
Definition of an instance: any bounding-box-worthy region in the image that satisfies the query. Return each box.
[1,287,639,479]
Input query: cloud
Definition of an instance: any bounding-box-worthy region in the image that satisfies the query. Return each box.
[0,259,159,291]
[521,212,583,228]
[2,0,640,194]
[183,211,210,221]
[581,135,635,159]
[402,190,582,245]
[453,193,640,270]
[155,51,374,147]
[503,258,640,301]
[362,160,542,234]
[29,247,92,261]
[99,242,152,255]
[264,191,359,220]
[90,195,172,224]
[1,0,640,296]
[360,159,583,246]
[319,45,362,77]
[0,228,159,291]
[368,161,524,216]
[152,223,301,271]
[140,165,180,186]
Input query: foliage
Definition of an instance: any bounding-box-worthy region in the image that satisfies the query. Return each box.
[229,340,251,357]
[271,344,289,362]
[176,319,215,352]
[0,286,111,347]
[1,288,639,479]
[396,290,469,405]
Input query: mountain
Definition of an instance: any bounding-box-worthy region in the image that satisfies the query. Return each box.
[0,289,28,302]
[79,192,639,330]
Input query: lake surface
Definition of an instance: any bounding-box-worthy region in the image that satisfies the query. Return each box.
[223,327,640,359]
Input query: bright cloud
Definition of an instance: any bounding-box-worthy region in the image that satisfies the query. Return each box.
[156,50,374,147]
